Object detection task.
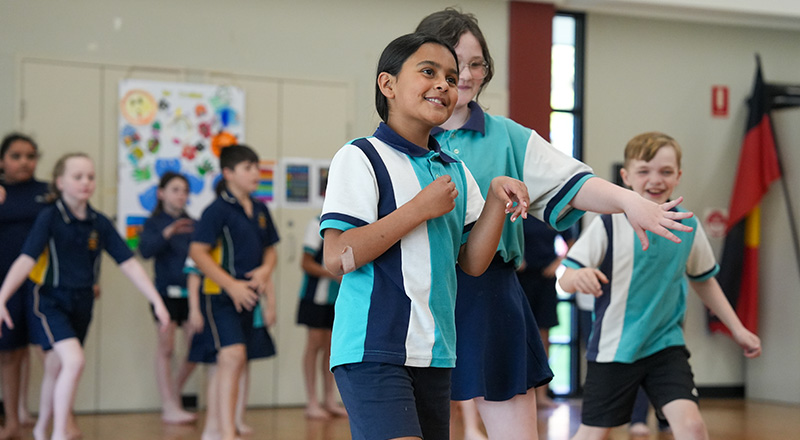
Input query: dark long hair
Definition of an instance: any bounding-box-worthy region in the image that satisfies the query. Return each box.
[375,33,458,123]
[152,171,190,216]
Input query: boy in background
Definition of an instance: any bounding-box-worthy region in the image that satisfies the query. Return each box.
[189,145,279,440]
[558,132,761,440]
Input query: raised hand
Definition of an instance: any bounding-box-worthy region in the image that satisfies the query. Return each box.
[413,175,459,220]
[626,196,693,250]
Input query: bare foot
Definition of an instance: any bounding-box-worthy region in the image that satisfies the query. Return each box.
[162,408,198,425]
[535,388,559,409]
[629,422,650,437]
[236,422,253,436]
[67,416,82,440]
[323,403,348,418]
[305,405,332,420]
[32,423,47,440]
[18,411,36,428]
[0,425,22,440]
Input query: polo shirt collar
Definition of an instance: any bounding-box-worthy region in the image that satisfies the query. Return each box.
[55,198,97,224]
[374,122,457,163]
[430,101,486,136]
[220,188,256,208]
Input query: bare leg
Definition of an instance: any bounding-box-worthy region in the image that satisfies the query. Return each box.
[475,391,537,440]
[319,330,346,417]
[661,399,708,440]
[174,321,198,406]
[201,365,220,440]
[302,328,329,419]
[235,365,252,435]
[50,339,85,440]
[18,347,35,427]
[458,399,487,440]
[156,322,196,424]
[0,348,25,439]
[216,344,246,440]
[33,350,60,440]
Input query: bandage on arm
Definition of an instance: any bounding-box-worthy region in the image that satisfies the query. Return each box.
[341,246,356,274]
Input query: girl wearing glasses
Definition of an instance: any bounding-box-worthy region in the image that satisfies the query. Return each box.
[417,9,693,440]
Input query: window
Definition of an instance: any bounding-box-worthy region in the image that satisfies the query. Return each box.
[547,11,585,397]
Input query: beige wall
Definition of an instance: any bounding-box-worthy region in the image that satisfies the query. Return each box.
[2,0,800,410]
[584,13,800,403]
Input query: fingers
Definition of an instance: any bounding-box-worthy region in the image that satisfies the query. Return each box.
[633,227,651,250]
[660,197,682,211]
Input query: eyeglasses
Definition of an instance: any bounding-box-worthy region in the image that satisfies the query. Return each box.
[459,60,489,79]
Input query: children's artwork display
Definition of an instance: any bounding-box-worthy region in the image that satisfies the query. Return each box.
[117,79,245,248]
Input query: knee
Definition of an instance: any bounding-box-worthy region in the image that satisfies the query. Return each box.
[217,346,246,369]
[60,352,85,375]
[679,415,707,440]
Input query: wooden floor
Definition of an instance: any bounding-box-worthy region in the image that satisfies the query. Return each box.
[12,398,799,439]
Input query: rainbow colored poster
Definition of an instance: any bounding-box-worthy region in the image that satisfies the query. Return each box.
[117,79,245,249]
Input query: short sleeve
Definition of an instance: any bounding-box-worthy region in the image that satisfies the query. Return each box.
[193,202,225,245]
[562,215,608,270]
[20,208,54,259]
[686,220,719,280]
[520,127,594,230]
[259,204,280,248]
[461,164,485,241]
[320,144,379,235]
[98,214,134,264]
[303,217,322,254]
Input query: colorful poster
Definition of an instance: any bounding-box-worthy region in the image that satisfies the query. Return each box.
[117,79,245,248]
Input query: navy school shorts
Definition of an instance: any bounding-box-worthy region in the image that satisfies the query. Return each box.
[333,362,451,440]
[29,284,94,351]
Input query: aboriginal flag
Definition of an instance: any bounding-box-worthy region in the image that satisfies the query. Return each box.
[713,57,781,335]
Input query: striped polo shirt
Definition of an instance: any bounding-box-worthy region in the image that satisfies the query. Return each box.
[562,209,718,363]
[22,199,134,289]
[434,102,594,267]
[320,122,484,369]
[192,189,279,295]
[298,216,339,306]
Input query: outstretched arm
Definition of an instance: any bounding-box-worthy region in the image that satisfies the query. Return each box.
[118,258,170,330]
[459,176,529,276]
[690,278,761,358]
[0,255,37,333]
[323,175,459,276]
[557,267,609,297]
[569,177,693,250]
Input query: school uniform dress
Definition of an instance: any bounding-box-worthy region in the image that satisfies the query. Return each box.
[138,211,194,324]
[0,179,48,350]
[188,190,278,362]
[22,199,134,350]
[321,122,485,371]
[433,102,593,401]
[296,216,339,329]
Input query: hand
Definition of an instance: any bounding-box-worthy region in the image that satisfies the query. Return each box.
[489,176,529,222]
[226,280,259,312]
[732,327,762,359]
[413,175,458,220]
[0,185,6,204]
[163,218,194,239]
[541,258,562,279]
[154,303,171,331]
[625,196,693,250]
[188,308,204,334]
[93,284,101,299]
[0,305,13,336]
[244,266,272,295]
[571,268,608,297]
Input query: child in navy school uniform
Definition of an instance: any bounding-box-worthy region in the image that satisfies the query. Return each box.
[189,144,279,440]
[0,152,171,440]
[320,33,531,440]
[0,133,48,439]
[138,171,198,424]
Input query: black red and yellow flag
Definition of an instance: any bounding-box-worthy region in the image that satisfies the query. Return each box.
[713,57,781,335]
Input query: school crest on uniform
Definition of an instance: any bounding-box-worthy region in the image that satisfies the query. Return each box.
[88,230,99,251]
[258,212,267,229]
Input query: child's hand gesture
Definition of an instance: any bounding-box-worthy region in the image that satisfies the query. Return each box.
[732,327,762,359]
[188,307,204,334]
[570,268,609,297]
[488,176,529,222]
[244,266,272,295]
[625,196,693,250]
[163,218,194,239]
[154,302,171,331]
[413,175,458,220]
[227,280,259,312]
[0,304,14,336]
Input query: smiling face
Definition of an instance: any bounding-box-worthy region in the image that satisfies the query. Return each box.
[453,31,486,111]
[620,145,682,204]
[380,42,459,139]
[0,139,38,184]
